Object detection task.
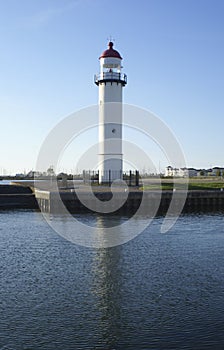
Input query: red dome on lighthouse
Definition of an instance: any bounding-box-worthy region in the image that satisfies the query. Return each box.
[100,42,122,59]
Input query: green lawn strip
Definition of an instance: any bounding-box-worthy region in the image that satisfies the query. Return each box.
[188,182,224,190]
[141,182,224,191]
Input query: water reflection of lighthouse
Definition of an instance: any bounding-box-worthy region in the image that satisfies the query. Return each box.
[94,42,127,184]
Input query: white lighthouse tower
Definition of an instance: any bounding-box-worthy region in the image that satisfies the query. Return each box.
[95,41,127,184]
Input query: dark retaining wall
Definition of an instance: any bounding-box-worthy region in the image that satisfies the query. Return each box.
[1,185,224,214]
[0,185,38,210]
[36,189,224,215]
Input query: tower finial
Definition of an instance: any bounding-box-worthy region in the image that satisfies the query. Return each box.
[107,35,115,45]
[108,41,113,49]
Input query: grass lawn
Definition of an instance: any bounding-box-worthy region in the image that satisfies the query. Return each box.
[141,178,224,191]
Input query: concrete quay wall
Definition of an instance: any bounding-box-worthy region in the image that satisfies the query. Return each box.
[0,185,38,210]
[35,189,224,215]
[1,185,224,214]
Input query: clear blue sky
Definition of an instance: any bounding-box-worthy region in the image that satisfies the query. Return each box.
[0,0,224,174]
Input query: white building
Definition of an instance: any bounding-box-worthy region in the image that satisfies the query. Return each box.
[95,42,127,183]
[165,166,196,177]
[165,166,224,177]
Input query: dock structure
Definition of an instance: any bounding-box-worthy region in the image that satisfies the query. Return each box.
[0,184,38,210]
[35,188,224,215]
[1,184,224,215]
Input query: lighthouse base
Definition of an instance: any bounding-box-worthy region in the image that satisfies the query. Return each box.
[98,157,123,184]
[83,169,140,187]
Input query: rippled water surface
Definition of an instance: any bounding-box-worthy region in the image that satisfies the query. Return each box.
[0,211,224,349]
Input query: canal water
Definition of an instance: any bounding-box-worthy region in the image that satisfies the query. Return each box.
[0,211,224,349]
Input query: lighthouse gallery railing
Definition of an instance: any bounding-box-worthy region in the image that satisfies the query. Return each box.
[94,72,127,86]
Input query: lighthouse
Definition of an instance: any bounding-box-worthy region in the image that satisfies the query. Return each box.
[95,41,127,184]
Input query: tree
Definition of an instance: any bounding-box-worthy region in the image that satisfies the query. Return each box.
[47,166,55,177]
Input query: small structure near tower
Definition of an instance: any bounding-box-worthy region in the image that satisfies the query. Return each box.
[95,41,127,184]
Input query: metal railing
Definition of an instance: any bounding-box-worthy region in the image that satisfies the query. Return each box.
[94,72,127,85]
[83,170,140,186]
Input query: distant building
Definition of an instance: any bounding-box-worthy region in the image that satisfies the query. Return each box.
[188,168,198,177]
[26,170,42,178]
[197,168,224,177]
[165,166,189,177]
[165,166,224,177]
[15,173,25,178]
[211,167,224,176]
